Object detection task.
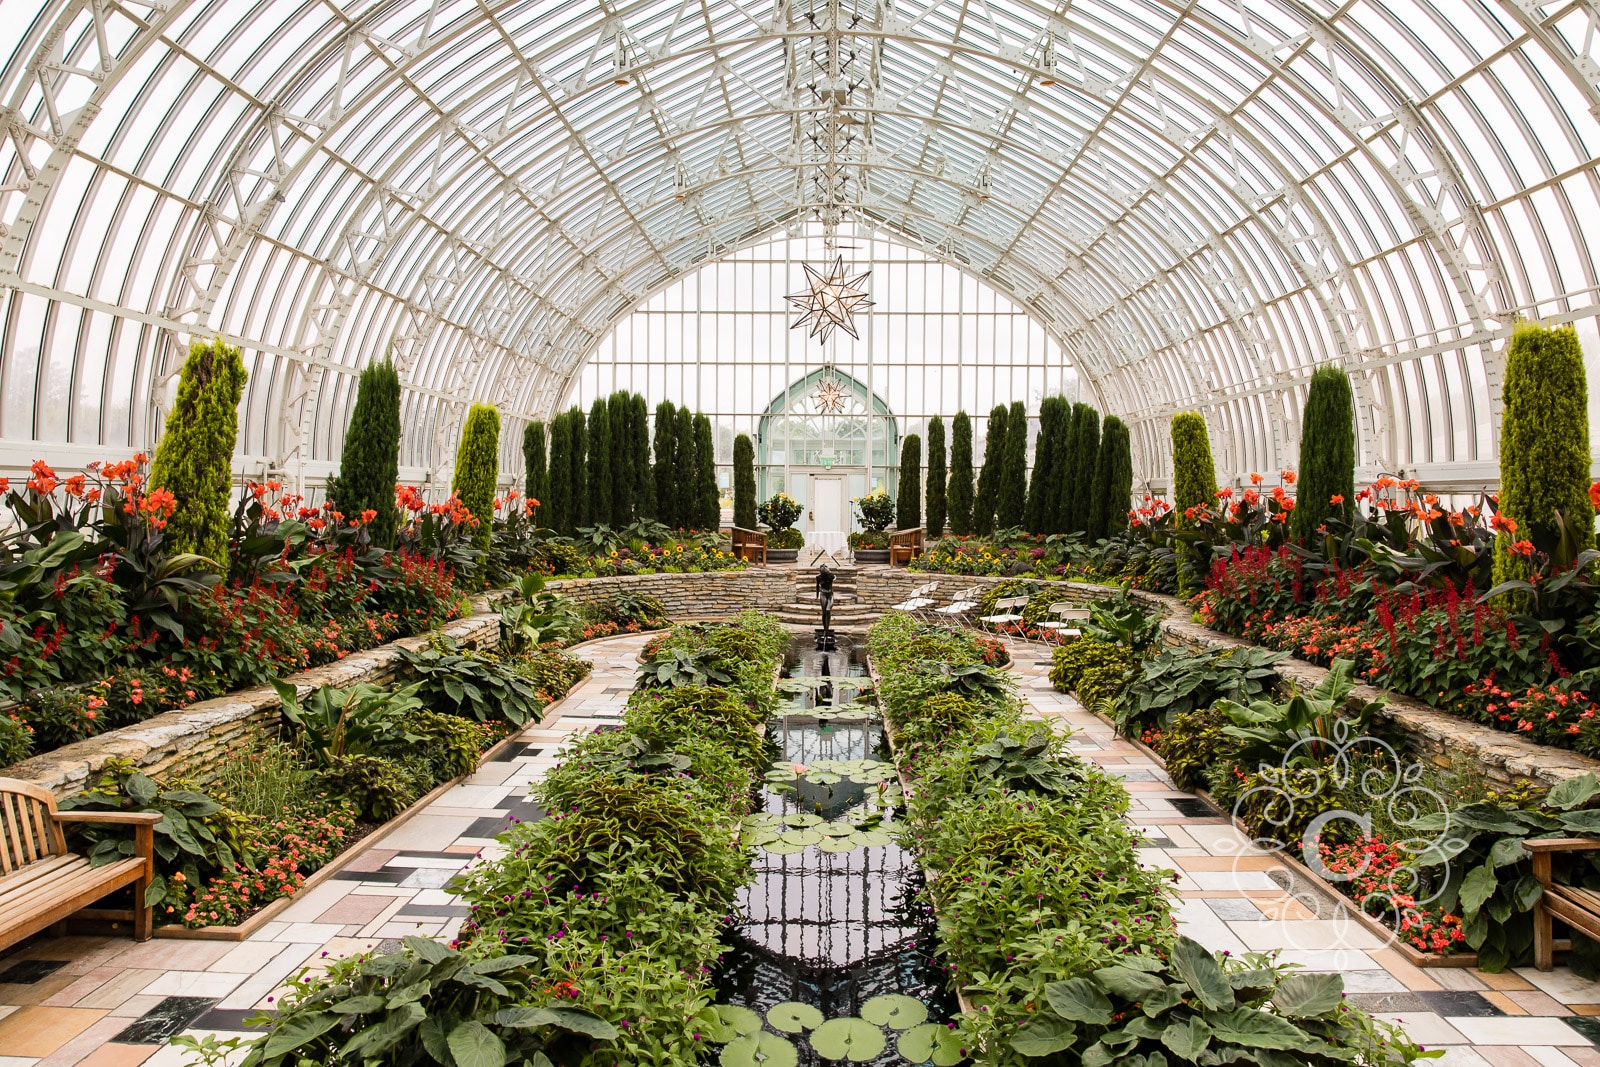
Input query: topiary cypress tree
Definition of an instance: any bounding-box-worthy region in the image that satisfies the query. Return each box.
[973,404,1008,536]
[327,357,401,547]
[733,433,757,529]
[998,401,1028,529]
[654,400,678,527]
[694,414,719,530]
[1171,411,1218,595]
[1088,415,1134,541]
[948,411,975,536]
[1290,366,1357,543]
[149,337,248,564]
[609,391,632,526]
[632,394,656,522]
[587,397,612,529]
[451,403,500,551]
[1052,403,1083,534]
[1025,397,1062,534]
[568,407,588,529]
[925,416,947,537]
[673,406,697,529]
[1494,321,1596,592]
[547,413,572,533]
[897,434,923,530]
[1070,406,1101,535]
[522,420,547,525]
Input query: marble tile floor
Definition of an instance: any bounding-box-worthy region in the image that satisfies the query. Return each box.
[0,632,652,1066]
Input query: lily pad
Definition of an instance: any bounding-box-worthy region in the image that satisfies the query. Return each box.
[720,1032,798,1067]
[767,1001,825,1033]
[763,840,808,855]
[859,995,927,1030]
[852,830,895,848]
[764,770,797,782]
[743,829,781,847]
[714,1005,764,1037]
[780,828,824,847]
[809,1017,886,1062]
[896,1023,965,1065]
[817,837,857,853]
[805,772,843,785]
[783,813,823,827]
[819,822,856,837]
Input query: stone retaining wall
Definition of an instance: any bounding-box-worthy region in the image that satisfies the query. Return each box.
[546,569,796,616]
[9,598,506,797]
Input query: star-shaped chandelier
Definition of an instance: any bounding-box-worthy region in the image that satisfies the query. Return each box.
[812,374,849,414]
[787,256,874,344]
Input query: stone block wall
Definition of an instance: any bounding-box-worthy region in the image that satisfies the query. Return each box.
[547,569,796,616]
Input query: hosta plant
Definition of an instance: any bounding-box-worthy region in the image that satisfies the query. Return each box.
[397,634,545,727]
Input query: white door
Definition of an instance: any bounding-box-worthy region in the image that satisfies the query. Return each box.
[809,476,846,534]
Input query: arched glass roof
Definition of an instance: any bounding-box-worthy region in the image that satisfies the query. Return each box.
[2,0,1598,488]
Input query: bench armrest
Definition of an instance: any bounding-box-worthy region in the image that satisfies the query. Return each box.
[54,811,164,826]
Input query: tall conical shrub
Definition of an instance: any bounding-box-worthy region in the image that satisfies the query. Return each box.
[1088,415,1133,541]
[1052,403,1083,534]
[1171,411,1218,595]
[1494,322,1595,592]
[632,394,656,522]
[948,412,974,536]
[327,358,401,547]
[568,407,588,529]
[1025,397,1063,534]
[451,403,500,551]
[973,405,1008,536]
[673,406,697,529]
[1289,366,1357,543]
[654,400,678,527]
[733,433,757,528]
[609,391,632,526]
[149,337,248,563]
[693,413,719,530]
[1066,405,1100,534]
[897,434,923,530]
[522,420,547,525]
[547,413,572,533]
[998,401,1028,529]
[925,416,947,537]
[587,398,612,529]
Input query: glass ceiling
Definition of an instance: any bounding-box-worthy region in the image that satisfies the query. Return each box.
[1,0,1598,488]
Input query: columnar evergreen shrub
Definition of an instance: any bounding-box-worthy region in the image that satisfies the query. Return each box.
[997,401,1028,529]
[925,415,947,537]
[587,398,612,529]
[1089,415,1134,541]
[693,413,719,530]
[327,358,401,547]
[1494,321,1596,588]
[451,403,500,551]
[1052,403,1083,534]
[1171,411,1218,595]
[897,434,922,530]
[148,337,248,563]
[948,411,975,536]
[1066,405,1100,534]
[569,407,588,529]
[632,393,656,521]
[733,434,757,529]
[673,406,696,528]
[1025,397,1063,534]
[608,391,632,526]
[654,400,678,527]
[522,420,547,525]
[547,413,572,533]
[973,404,1008,535]
[1290,366,1356,543]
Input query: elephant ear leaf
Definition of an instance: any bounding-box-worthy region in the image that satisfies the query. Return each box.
[1459,863,1499,920]
[1043,979,1113,1025]
[1207,1007,1316,1050]
[1270,973,1344,1018]
[1545,774,1600,811]
[1009,1015,1077,1057]
[1170,937,1234,1012]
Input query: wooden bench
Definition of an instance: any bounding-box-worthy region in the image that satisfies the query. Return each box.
[888,527,924,566]
[729,526,767,564]
[1,778,162,951]
[1524,837,1600,969]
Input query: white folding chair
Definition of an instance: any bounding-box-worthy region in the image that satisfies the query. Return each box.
[1037,603,1093,644]
[891,581,939,616]
[978,595,1030,633]
[934,586,981,618]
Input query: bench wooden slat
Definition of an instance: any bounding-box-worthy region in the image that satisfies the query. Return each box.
[0,858,146,937]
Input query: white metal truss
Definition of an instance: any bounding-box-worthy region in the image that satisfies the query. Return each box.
[0,0,1597,486]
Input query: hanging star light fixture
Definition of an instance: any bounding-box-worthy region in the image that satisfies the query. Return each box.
[812,373,849,414]
[787,256,874,344]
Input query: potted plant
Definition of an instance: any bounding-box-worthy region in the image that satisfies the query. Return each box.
[757,493,805,562]
[851,490,895,563]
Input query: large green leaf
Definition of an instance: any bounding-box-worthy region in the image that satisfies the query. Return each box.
[1557,810,1600,834]
[1270,973,1344,1018]
[1546,774,1600,811]
[259,1011,343,1059]
[858,995,926,1030]
[1009,1015,1077,1057]
[339,1001,427,1058]
[1207,1007,1314,1050]
[895,1022,964,1066]
[768,1002,825,1033]
[447,1021,507,1067]
[1488,836,1530,869]
[404,935,455,964]
[809,1018,886,1061]
[1092,965,1169,1004]
[719,1032,798,1067]
[1170,937,1233,1012]
[1043,978,1113,1025]
[1459,863,1498,919]
[1160,1016,1212,1059]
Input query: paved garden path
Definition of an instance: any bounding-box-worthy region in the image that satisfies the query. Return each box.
[999,635,1600,1067]
[0,633,648,1067]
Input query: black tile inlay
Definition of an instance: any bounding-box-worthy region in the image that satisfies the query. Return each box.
[464,801,544,839]
[1139,836,1176,848]
[1562,1014,1600,1046]
[191,1007,274,1032]
[1169,797,1221,818]
[488,742,545,763]
[113,996,219,1042]
[1345,993,1428,1014]
[0,958,67,983]
[1415,991,1504,1018]
[333,867,408,883]
[396,904,471,917]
